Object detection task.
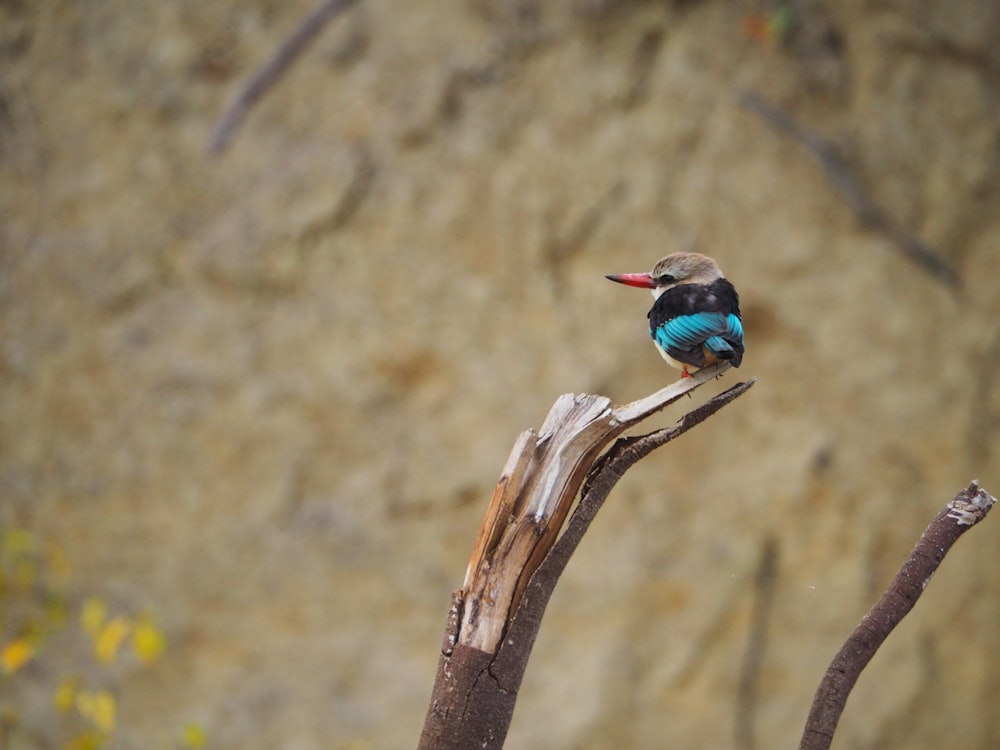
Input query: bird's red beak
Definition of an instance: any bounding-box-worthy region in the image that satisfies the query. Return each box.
[605,272,657,289]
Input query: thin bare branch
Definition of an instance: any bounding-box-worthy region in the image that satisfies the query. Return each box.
[737,88,961,289]
[798,480,996,750]
[540,377,758,574]
[208,0,360,155]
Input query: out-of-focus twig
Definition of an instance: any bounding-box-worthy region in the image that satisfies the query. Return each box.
[208,0,360,155]
[735,536,779,750]
[737,89,961,289]
[542,180,628,297]
[798,480,996,750]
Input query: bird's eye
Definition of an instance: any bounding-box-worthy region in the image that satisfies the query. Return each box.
[657,274,675,284]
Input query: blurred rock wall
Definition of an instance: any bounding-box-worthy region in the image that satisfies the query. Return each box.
[2,0,1000,748]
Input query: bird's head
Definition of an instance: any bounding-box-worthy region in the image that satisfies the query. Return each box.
[605,252,724,299]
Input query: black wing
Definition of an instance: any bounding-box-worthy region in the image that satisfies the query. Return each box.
[647,278,741,327]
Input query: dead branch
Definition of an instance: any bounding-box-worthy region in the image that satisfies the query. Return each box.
[208,0,360,155]
[417,365,756,750]
[737,88,961,289]
[798,480,996,750]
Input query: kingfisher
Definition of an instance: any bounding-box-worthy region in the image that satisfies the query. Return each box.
[606,252,744,377]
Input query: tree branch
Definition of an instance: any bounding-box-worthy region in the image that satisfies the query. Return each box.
[417,367,756,749]
[208,0,360,155]
[737,88,961,289]
[798,480,996,750]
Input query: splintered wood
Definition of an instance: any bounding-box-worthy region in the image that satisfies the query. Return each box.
[459,362,732,653]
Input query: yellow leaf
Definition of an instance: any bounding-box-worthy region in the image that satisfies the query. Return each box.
[54,677,79,713]
[67,728,105,750]
[1,637,34,674]
[94,616,131,665]
[81,598,107,640]
[131,617,166,665]
[180,721,207,749]
[76,689,116,734]
[1,528,36,559]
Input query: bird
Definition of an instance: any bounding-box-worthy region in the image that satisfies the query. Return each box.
[606,252,744,378]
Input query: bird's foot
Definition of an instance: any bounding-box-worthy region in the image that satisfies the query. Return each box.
[681,369,691,378]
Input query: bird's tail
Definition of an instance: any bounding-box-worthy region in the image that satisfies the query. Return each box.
[704,335,744,367]
[704,335,735,359]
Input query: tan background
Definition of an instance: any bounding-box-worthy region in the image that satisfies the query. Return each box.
[3,1,1000,748]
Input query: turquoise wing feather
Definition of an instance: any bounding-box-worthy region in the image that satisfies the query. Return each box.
[652,312,742,353]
